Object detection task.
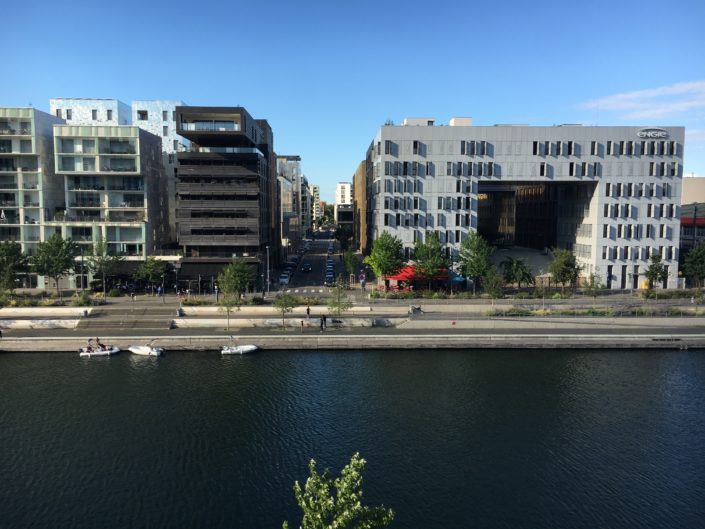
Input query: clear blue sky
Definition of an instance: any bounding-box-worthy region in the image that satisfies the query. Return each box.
[5,0,705,202]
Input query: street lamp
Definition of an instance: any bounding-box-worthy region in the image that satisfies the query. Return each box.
[266,245,270,294]
[214,284,219,303]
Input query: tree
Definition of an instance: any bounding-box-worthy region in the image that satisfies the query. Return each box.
[282,453,394,529]
[86,238,125,298]
[335,225,353,251]
[217,259,254,330]
[457,231,494,294]
[0,241,28,295]
[413,232,447,290]
[30,233,78,299]
[483,265,504,305]
[363,232,405,284]
[343,248,358,278]
[683,242,705,288]
[327,276,353,317]
[134,257,166,295]
[645,254,669,290]
[274,293,297,328]
[548,248,582,293]
[584,272,604,300]
[501,256,534,289]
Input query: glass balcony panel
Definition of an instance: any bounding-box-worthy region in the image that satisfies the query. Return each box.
[82,158,96,171]
[99,140,136,154]
[60,157,75,171]
[0,140,11,153]
[60,139,75,153]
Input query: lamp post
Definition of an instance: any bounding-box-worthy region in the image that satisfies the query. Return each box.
[80,245,85,292]
[266,245,270,294]
[214,284,219,303]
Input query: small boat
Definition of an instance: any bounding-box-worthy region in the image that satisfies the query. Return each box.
[221,336,258,355]
[128,345,164,356]
[79,345,120,357]
[222,344,258,355]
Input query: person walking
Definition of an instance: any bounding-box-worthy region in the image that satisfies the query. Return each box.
[323,314,327,329]
[319,316,324,332]
[306,305,310,319]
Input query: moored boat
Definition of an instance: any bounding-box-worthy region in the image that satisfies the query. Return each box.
[221,344,258,355]
[128,345,164,356]
[79,345,120,357]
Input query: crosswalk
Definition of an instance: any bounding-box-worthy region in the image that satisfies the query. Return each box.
[285,288,325,294]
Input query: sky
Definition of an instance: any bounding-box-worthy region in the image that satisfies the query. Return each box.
[4,0,705,202]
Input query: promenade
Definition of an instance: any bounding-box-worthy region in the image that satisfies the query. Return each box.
[1,292,704,352]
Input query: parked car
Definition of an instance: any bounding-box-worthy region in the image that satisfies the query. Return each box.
[324,275,334,286]
[301,263,312,272]
[278,273,290,285]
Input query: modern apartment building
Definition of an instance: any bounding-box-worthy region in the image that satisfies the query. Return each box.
[131,100,188,241]
[336,182,352,206]
[352,161,368,251]
[277,155,302,253]
[51,124,168,287]
[366,118,684,289]
[175,106,276,283]
[0,108,64,286]
[311,185,321,224]
[50,98,131,126]
[300,175,312,236]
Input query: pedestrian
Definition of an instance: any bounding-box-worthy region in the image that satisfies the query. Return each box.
[0,329,3,339]
[323,314,327,329]
[306,305,310,319]
[300,320,304,333]
[320,316,324,332]
[131,291,136,301]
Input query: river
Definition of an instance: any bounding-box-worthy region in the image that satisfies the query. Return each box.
[1,349,704,528]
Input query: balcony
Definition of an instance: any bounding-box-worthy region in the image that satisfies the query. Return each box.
[23,200,40,207]
[0,125,31,136]
[69,201,102,208]
[0,179,17,189]
[99,142,136,155]
[68,184,104,191]
[100,161,137,172]
[180,121,240,132]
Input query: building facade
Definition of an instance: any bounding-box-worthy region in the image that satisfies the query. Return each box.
[366,119,684,289]
[277,155,302,255]
[51,125,168,287]
[132,100,189,241]
[175,106,276,285]
[352,160,368,251]
[50,98,131,126]
[0,108,64,286]
[311,185,321,225]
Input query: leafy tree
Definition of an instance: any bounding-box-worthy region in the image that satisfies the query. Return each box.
[327,276,353,317]
[413,232,447,290]
[584,272,604,300]
[501,256,534,289]
[457,231,494,294]
[549,248,582,293]
[683,242,705,288]
[645,254,669,290]
[274,293,298,328]
[217,259,254,330]
[86,238,125,298]
[30,233,78,299]
[0,241,28,295]
[363,232,405,284]
[343,248,358,278]
[282,453,394,529]
[483,265,504,305]
[134,256,166,295]
[335,225,353,251]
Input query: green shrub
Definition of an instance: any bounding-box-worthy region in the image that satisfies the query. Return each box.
[299,296,324,306]
[248,296,265,305]
[514,292,530,299]
[181,296,213,306]
[72,291,92,307]
[107,288,123,298]
[369,290,381,299]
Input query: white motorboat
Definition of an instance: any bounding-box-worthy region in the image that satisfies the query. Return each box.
[222,344,258,355]
[128,345,164,356]
[79,345,120,357]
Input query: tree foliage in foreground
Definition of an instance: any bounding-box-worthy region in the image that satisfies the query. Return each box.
[645,254,669,290]
[683,242,705,288]
[327,276,353,317]
[86,238,125,297]
[30,233,78,299]
[274,293,298,328]
[413,231,447,289]
[283,452,394,529]
[501,256,534,289]
[364,232,405,281]
[133,256,166,294]
[457,231,494,293]
[0,241,28,294]
[549,248,582,292]
[217,258,254,330]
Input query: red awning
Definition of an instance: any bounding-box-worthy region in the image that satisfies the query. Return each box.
[388,266,448,281]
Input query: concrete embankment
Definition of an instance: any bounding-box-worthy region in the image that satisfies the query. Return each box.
[1,332,703,352]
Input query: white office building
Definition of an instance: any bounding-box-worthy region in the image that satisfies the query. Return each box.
[366,118,684,289]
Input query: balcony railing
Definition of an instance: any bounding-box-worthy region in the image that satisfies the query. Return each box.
[0,181,17,189]
[180,121,240,132]
[101,164,136,172]
[0,127,31,135]
[69,201,102,208]
[99,146,136,155]
[0,201,17,207]
[23,201,40,207]
[68,185,104,191]
[22,183,38,189]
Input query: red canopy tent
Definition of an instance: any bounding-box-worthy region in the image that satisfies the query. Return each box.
[387,266,448,282]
